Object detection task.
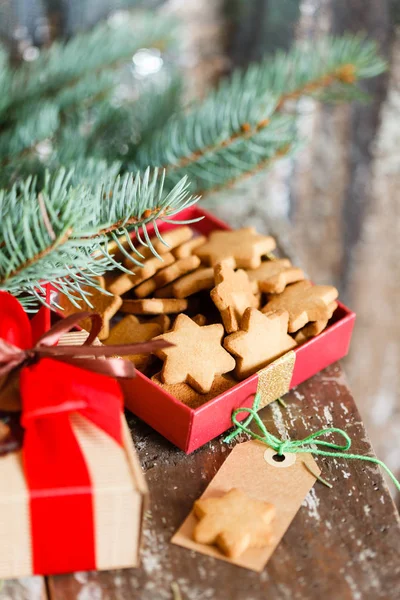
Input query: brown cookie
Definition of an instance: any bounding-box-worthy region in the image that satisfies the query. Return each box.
[192,314,207,326]
[0,421,10,443]
[173,235,207,259]
[195,227,276,269]
[193,488,275,559]
[293,301,337,344]
[262,280,339,333]
[153,282,176,298]
[151,372,236,408]
[145,314,172,333]
[108,253,174,296]
[104,315,162,371]
[121,298,188,315]
[153,255,201,288]
[224,308,297,380]
[210,262,258,333]
[134,256,200,298]
[153,314,235,393]
[247,259,305,294]
[123,226,193,266]
[58,276,122,340]
[172,267,215,299]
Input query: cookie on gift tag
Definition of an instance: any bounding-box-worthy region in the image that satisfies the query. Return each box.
[246,258,305,294]
[151,372,236,408]
[104,315,162,371]
[195,227,276,269]
[293,301,337,344]
[153,314,235,393]
[262,280,339,333]
[224,308,297,380]
[121,298,188,315]
[193,488,275,559]
[108,253,175,296]
[134,256,200,298]
[58,276,122,340]
[123,226,193,266]
[173,235,207,259]
[210,262,258,333]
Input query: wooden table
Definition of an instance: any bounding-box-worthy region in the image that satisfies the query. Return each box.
[2,362,400,600]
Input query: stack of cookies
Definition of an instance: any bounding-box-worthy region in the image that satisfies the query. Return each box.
[59,225,338,408]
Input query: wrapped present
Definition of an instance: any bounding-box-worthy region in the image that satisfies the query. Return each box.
[0,292,169,579]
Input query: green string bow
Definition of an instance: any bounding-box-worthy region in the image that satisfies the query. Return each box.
[224,393,400,492]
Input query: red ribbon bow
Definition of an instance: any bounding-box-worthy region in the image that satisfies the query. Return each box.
[0,292,168,574]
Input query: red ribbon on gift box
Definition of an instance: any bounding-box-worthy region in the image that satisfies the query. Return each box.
[0,291,170,575]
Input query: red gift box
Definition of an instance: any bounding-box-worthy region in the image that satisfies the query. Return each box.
[117,206,356,453]
[51,206,354,453]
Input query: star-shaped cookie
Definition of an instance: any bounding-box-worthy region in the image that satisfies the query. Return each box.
[104,315,162,371]
[195,227,276,269]
[293,301,337,344]
[154,314,235,393]
[262,280,339,333]
[246,259,305,294]
[224,308,297,380]
[193,488,275,559]
[210,262,258,333]
[151,372,236,408]
[58,276,122,340]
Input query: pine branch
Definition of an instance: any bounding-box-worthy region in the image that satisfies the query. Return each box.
[0,14,176,121]
[0,13,178,173]
[0,103,59,165]
[134,34,386,195]
[0,168,199,308]
[89,73,183,164]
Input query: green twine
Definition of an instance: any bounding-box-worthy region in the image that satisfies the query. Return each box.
[224,393,400,492]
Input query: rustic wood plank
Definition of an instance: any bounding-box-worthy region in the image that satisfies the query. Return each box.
[47,364,400,600]
[0,577,47,600]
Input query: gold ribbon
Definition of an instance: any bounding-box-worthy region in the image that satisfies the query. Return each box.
[256,350,296,409]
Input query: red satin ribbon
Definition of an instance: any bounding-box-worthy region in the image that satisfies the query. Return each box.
[0,292,123,574]
[21,359,122,574]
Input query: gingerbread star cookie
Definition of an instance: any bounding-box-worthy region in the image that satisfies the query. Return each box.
[123,226,193,266]
[151,372,236,408]
[210,262,258,333]
[58,276,122,340]
[172,267,215,299]
[293,301,337,344]
[121,298,188,315]
[195,227,276,269]
[154,314,235,393]
[173,235,207,259]
[134,255,200,298]
[262,280,339,333]
[104,315,162,371]
[224,308,297,380]
[246,258,305,294]
[108,253,175,296]
[193,488,275,559]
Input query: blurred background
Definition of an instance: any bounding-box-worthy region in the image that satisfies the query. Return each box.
[1,0,399,496]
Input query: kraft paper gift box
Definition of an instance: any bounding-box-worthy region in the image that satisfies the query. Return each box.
[0,298,148,579]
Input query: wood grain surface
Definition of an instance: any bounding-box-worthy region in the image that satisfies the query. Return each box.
[40,364,400,600]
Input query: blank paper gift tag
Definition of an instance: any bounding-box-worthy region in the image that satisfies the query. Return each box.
[172,440,320,572]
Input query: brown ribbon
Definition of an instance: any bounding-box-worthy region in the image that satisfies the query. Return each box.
[0,311,172,380]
